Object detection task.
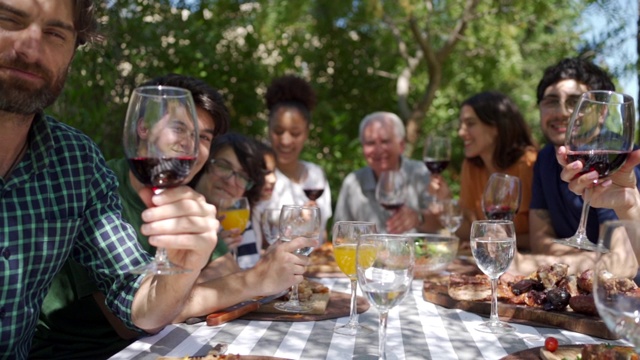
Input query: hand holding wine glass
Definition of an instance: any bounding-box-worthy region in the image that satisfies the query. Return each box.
[357,234,414,360]
[482,173,521,221]
[275,205,321,313]
[470,220,516,334]
[123,85,199,275]
[594,220,640,352]
[332,221,377,335]
[556,91,635,251]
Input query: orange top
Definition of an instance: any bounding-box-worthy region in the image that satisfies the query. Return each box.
[459,148,537,236]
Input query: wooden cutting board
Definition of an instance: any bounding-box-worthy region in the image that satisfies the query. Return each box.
[241,291,369,322]
[422,276,619,340]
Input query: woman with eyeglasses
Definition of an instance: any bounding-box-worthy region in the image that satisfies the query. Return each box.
[194,132,266,268]
[264,75,332,240]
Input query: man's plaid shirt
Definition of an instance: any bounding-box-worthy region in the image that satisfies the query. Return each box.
[0,114,151,359]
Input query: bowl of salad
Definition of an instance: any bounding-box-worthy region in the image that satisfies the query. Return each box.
[407,233,459,277]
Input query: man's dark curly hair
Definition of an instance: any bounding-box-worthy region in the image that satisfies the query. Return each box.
[536,58,615,103]
[462,91,536,170]
[265,75,316,126]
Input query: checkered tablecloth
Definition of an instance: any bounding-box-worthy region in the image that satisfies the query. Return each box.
[110,277,628,360]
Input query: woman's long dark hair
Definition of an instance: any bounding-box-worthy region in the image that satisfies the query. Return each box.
[462,91,536,170]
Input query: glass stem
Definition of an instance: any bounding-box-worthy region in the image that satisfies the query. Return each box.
[151,187,169,265]
[575,187,592,240]
[346,279,358,326]
[289,284,300,305]
[378,311,389,360]
[490,277,499,325]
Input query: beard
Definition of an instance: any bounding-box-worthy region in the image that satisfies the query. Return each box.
[0,56,67,115]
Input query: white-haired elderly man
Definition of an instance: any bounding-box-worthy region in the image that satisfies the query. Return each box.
[333,111,442,233]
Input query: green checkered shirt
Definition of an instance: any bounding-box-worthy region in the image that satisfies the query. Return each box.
[0,114,150,359]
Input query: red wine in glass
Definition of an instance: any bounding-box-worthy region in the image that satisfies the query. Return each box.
[128,156,196,191]
[483,205,516,221]
[424,159,449,175]
[380,202,404,212]
[303,188,324,201]
[566,150,630,178]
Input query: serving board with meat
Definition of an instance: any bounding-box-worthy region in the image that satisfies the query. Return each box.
[422,263,626,340]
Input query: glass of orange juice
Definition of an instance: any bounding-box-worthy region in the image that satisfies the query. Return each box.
[218,197,250,234]
[332,221,377,335]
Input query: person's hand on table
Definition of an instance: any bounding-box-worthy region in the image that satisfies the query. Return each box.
[557,146,640,220]
[386,205,421,234]
[139,185,219,271]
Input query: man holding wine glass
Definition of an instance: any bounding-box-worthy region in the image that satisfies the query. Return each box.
[334,111,442,234]
[0,2,222,358]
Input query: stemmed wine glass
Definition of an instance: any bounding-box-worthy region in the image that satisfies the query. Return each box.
[556,91,635,251]
[260,208,282,246]
[375,170,407,214]
[482,173,521,221]
[357,234,414,360]
[470,220,516,334]
[437,198,463,235]
[594,220,640,352]
[274,205,322,313]
[300,163,327,201]
[332,221,377,336]
[423,136,451,175]
[123,85,199,275]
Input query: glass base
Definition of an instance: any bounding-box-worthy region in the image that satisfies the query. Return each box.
[274,300,312,313]
[129,260,191,275]
[334,322,374,336]
[476,320,515,334]
[553,235,601,252]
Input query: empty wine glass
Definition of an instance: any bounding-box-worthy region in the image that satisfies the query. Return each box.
[470,220,516,334]
[274,205,321,313]
[482,173,521,221]
[556,91,635,251]
[423,136,451,175]
[260,208,281,246]
[357,234,414,360]
[332,221,377,336]
[437,198,462,235]
[594,220,640,352]
[123,85,199,275]
[300,163,327,201]
[375,170,407,214]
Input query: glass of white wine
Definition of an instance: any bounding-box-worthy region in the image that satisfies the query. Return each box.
[357,234,414,360]
[470,220,516,334]
[332,221,377,335]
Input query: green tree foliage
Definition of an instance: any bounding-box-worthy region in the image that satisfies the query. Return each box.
[52,0,609,204]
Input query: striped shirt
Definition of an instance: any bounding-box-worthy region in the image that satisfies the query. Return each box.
[0,114,150,359]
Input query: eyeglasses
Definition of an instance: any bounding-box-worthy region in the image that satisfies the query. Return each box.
[209,159,254,190]
[539,95,582,113]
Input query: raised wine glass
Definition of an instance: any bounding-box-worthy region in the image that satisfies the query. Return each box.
[218,197,250,260]
[123,85,199,275]
[594,220,640,353]
[274,205,322,313]
[332,221,377,336]
[423,136,451,175]
[555,91,635,251]
[300,163,327,201]
[482,173,521,221]
[357,234,414,360]
[260,208,282,246]
[470,220,516,334]
[375,170,407,215]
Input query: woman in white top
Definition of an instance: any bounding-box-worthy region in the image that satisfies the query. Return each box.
[264,75,332,239]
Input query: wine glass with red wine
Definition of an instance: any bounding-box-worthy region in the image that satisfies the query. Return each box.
[556,90,635,251]
[123,85,199,275]
[481,173,521,221]
[423,136,451,175]
[300,163,326,201]
[375,170,407,215]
